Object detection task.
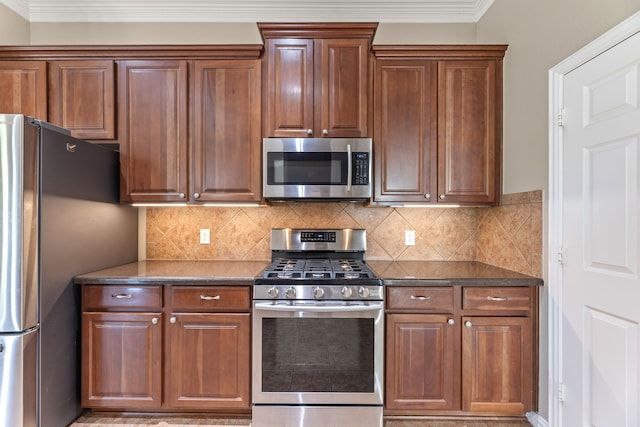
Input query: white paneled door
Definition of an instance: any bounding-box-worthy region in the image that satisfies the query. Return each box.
[561,30,640,427]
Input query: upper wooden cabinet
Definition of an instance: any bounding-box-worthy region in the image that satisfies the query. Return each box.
[0,61,47,120]
[259,23,377,138]
[0,56,115,140]
[373,45,507,206]
[191,59,262,203]
[48,60,115,140]
[118,59,190,203]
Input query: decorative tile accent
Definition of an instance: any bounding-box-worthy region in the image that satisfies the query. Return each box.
[145,190,543,278]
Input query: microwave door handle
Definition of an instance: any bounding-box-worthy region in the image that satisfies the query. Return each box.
[346,144,352,192]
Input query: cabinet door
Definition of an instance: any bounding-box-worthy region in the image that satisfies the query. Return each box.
[264,38,314,138]
[166,313,250,409]
[192,60,261,202]
[81,312,162,409]
[317,38,370,137]
[438,60,498,205]
[118,60,188,203]
[462,316,532,415]
[374,61,437,203]
[48,60,115,140]
[0,61,47,119]
[386,313,459,411]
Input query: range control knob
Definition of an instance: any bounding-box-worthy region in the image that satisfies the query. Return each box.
[358,287,371,298]
[313,286,325,299]
[267,286,279,298]
[341,287,353,298]
[285,287,296,299]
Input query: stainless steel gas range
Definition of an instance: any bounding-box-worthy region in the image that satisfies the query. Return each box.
[252,228,384,427]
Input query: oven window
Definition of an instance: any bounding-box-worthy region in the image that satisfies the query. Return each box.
[266,152,348,185]
[261,318,374,393]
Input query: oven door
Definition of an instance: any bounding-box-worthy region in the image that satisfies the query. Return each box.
[252,300,383,405]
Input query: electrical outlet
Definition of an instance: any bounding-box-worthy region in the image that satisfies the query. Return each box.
[199,229,211,245]
[405,230,416,246]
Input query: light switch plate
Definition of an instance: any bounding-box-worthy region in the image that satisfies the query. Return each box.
[200,229,211,245]
[405,230,415,246]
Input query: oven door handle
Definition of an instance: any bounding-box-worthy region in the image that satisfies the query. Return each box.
[254,301,383,312]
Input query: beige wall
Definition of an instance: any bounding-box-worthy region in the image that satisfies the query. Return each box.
[30,22,262,44]
[477,0,640,195]
[0,3,30,44]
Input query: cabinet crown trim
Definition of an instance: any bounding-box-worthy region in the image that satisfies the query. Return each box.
[0,45,264,60]
[258,22,378,40]
[372,44,508,60]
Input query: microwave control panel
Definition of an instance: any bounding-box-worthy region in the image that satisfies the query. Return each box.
[353,153,370,185]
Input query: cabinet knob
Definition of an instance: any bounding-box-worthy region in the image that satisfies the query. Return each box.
[306,129,313,135]
[322,129,329,136]
[170,317,177,323]
[439,194,446,200]
[179,193,185,199]
[193,192,201,199]
[465,321,472,328]
[152,317,159,325]
[447,318,455,325]
[424,193,431,200]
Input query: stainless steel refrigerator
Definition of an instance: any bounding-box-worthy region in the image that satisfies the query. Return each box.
[0,114,138,427]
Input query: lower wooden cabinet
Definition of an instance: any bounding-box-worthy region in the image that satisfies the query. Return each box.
[385,285,537,416]
[81,283,251,412]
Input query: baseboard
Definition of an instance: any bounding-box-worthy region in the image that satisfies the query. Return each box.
[526,412,549,427]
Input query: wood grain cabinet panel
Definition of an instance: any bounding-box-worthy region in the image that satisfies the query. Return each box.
[462,316,533,415]
[118,60,189,203]
[191,60,262,202]
[81,283,251,412]
[81,311,163,409]
[373,61,437,202]
[385,284,537,417]
[166,312,251,409]
[386,313,459,411]
[438,60,498,204]
[260,23,376,138]
[0,60,47,120]
[48,60,115,140]
[372,46,506,206]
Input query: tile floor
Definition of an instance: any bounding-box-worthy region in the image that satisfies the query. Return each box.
[70,414,533,427]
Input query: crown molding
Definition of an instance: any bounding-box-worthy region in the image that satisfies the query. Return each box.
[1,0,495,23]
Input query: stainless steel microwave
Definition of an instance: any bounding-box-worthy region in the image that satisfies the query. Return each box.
[263,138,372,201]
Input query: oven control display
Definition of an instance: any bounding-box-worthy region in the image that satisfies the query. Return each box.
[300,231,336,242]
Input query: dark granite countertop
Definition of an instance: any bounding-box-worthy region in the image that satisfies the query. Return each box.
[75,260,542,287]
[74,260,270,285]
[367,260,543,286]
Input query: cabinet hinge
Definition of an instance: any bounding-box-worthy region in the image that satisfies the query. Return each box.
[556,248,565,266]
[558,382,565,402]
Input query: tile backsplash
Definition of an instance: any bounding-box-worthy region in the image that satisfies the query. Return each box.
[145,190,543,277]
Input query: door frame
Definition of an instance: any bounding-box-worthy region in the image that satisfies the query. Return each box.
[548,11,640,427]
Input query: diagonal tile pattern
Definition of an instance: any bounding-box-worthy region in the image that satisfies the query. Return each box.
[146,191,543,277]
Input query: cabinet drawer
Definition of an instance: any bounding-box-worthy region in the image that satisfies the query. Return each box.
[462,287,531,312]
[170,286,250,312]
[83,285,163,310]
[386,287,454,311]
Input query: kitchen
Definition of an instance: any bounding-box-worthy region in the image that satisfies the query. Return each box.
[1,1,639,426]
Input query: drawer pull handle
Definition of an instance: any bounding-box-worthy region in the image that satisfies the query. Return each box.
[200,294,221,301]
[486,296,508,302]
[410,295,431,300]
[112,293,132,299]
